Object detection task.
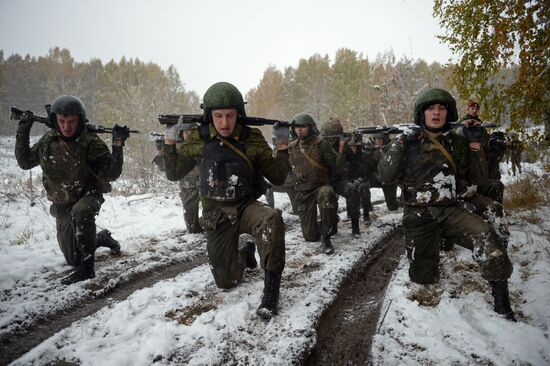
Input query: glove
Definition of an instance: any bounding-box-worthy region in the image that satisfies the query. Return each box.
[165,123,180,141]
[273,122,290,145]
[16,119,34,135]
[462,126,484,143]
[112,124,130,145]
[398,126,421,144]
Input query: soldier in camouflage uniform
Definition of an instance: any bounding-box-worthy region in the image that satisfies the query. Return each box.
[15,95,125,285]
[163,82,288,320]
[508,133,523,176]
[288,113,341,254]
[364,133,399,212]
[153,124,203,233]
[265,125,299,215]
[458,100,482,124]
[320,118,362,236]
[379,88,516,321]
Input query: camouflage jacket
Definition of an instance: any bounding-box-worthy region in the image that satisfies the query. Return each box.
[15,128,123,205]
[288,136,342,191]
[378,130,488,207]
[163,123,289,225]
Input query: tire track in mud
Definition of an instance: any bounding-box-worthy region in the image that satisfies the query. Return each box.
[0,255,208,365]
[303,226,405,365]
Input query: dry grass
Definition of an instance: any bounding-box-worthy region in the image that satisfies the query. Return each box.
[503,172,550,211]
[407,286,442,307]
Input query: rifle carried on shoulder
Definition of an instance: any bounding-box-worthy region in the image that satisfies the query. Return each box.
[158,113,290,126]
[10,106,51,127]
[10,106,140,134]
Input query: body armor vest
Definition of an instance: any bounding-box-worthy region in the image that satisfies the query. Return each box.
[401,135,458,206]
[39,131,97,205]
[289,136,330,191]
[199,132,255,202]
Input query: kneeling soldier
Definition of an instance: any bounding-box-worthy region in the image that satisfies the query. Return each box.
[15,95,126,285]
[163,82,289,320]
[378,89,516,321]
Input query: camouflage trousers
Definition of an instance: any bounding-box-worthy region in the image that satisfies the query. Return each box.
[265,186,299,215]
[295,185,338,241]
[382,184,399,211]
[511,154,522,176]
[204,201,286,289]
[458,193,510,248]
[49,195,103,266]
[403,204,513,284]
[333,179,361,220]
[179,177,202,233]
[478,180,504,204]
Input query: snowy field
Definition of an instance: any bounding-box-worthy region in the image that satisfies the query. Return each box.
[1,136,549,365]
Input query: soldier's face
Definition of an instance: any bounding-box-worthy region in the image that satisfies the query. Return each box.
[212,108,238,137]
[468,105,479,116]
[424,104,447,129]
[56,114,79,138]
[294,126,309,139]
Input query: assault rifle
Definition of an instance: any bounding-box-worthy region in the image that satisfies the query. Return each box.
[158,113,290,126]
[10,106,51,127]
[450,122,499,129]
[10,106,140,134]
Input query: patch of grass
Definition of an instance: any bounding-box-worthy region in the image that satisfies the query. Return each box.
[407,286,441,307]
[9,227,34,246]
[504,172,550,211]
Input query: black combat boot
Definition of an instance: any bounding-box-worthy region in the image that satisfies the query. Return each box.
[351,218,361,237]
[242,241,258,270]
[61,252,95,285]
[363,211,370,225]
[490,280,517,322]
[321,235,334,254]
[96,229,121,255]
[256,271,282,320]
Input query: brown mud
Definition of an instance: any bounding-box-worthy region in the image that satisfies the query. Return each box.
[304,227,405,365]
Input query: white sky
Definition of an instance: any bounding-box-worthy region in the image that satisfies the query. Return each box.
[0,0,452,96]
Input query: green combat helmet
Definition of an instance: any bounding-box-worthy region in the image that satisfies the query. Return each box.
[48,95,87,126]
[321,117,344,138]
[413,88,458,131]
[201,82,246,122]
[290,113,319,139]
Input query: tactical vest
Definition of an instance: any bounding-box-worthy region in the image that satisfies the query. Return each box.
[401,135,458,206]
[289,136,330,191]
[39,130,99,205]
[198,125,255,201]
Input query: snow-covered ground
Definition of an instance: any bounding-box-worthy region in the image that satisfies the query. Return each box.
[2,135,549,365]
[372,162,550,365]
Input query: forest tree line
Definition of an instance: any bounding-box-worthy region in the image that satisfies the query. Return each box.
[0,46,544,189]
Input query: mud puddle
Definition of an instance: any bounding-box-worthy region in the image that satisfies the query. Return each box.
[303,227,404,365]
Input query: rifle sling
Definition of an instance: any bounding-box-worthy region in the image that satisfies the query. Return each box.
[217,136,256,175]
[424,133,457,175]
[300,141,330,173]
